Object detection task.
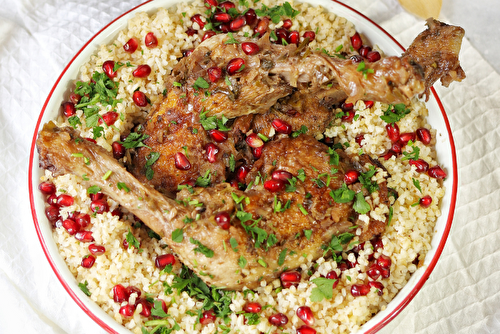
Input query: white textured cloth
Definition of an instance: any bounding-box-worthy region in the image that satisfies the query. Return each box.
[1,0,499,333]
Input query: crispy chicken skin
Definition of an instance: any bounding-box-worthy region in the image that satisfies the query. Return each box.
[37,124,387,290]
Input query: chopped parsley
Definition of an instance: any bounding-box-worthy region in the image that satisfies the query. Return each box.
[238,255,247,268]
[356,61,374,79]
[413,178,422,193]
[189,238,214,258]
[78,280,91,296]
[255,2,300,24]
[353,192,371,214]
[329,183,355,203]
[145,152,160,180]
[291,125,308,138]
[328,147,340,166]
[224,32,240,44]
[380,103,411,124]
[68,115,81,128]
[172,228,184,243]
[193,76,210,90]
[358,166,379,193]
[304,229,312,240]
[229,237,239,252]
[310,277,337,302]
[126,229,142,252]
[195,170,212,187]
[117,182,130,192]
[401,140,420,161]
[278,248,288,266]
[229,154,236,172]
[87,185,101,195]
[241,218,277,250]
[321,232,354,258]
[119,132,150,149]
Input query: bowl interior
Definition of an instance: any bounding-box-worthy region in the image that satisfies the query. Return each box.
[29,1,457,333]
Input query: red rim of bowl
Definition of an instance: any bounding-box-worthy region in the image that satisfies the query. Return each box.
[28,1,458,333]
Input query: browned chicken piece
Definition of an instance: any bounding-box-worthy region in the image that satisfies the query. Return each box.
[252,90,337,139]
[402,18,466,100]
[36,124,387,290]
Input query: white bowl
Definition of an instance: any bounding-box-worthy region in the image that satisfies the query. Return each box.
[28,0,458,333]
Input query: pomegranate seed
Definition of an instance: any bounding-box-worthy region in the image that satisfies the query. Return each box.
[280,271,301,288]
[215,211,231,230]
[355,134,365,146]
[254,17,269,36]
[344,170,360,185]
[297,325,316,334]
[364,100,374,108]
[133,64,152,78]
[296,306,314,325]
[89,244,106,255]
[155,253,176,269]
[244,302,261,313]
[47,194,57,205]
[227,58,245,75]
[180,180,196,187]
[158,299,169,315]
[236,166,250,182]
[174,152,191,170]
[272,170,293,181]
[391,141,403,154]
[271,118,292,135]
[132,90,148,107]
[381,268,391,278]
[56,194,74,207]
[45,205,60,222]
[99,111,119,126]
[135,298,152,317]
[112,141,126,159]
[75,231,94,242]
[191,14,205,29]
[214,12,231,23]
[367,263,382,280]
[269,313,288,326]
[428,165,447,179]
[186,28,197,36]
[369,281,384,296]
[366,51,381,62]
[359,45,372,57]
[102,60,117,79]
[208,129,228,142]
[341,102,353,111]
[145,32,158,48]
[229,179,240,189]
[246,133,264,148]
[275,28,289,44]
[303,31,315,42]
[62,218,79,235]
[202,30,216,42]
[350,55,364,63]
[39,181,56,195]
[218,1,235,11]
[338,262,348,271]
[342,110,355,122]
[85,138,97,144]
[381,150,396,160]
[207,66,222,83]
[205,143,219,163]
[252,146,262,159]
[399,132,416,145]
[288,30,300,44]
[372,238,384,251]
[81,255,96,268]
[241,42,259,55]
[183,49,194,57]
[416,128,432,145]
[282,19,292,30]
[90,192,104,201]
[409,159,429,173]
[113,284,130,303]
[385,123,400,142]
[377,255,392,269]
[200,309,217,325]
[69,93,81,104]
[61,102,76,117]
[350,32,362,50]
[325,271,339,289]
[123,37,139,53]
[420,195,432,207]
[119,304,135,317]
[264,179,285,192]
[219,22,231,33]
[204,0,218,8]
[111,209,123,218]
[244,8,257,26]
[126,286,141,298]
[230,16,246,31]
[351,284,370,296]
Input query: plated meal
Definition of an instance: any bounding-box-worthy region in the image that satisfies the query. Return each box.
[31,0,464,333]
